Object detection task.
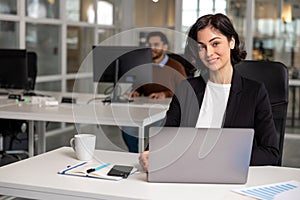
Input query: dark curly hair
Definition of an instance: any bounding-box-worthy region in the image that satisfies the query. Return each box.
[185,13,247,75]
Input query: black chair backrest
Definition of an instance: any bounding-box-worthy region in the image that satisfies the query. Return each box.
[26,51,38,90]
[236,60,289,166]
[167,53,196,78]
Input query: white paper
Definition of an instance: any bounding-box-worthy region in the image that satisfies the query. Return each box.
[232,180,300,200]
[274,187,300,200]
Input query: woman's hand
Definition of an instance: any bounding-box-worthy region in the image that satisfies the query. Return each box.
[139,151,149,172]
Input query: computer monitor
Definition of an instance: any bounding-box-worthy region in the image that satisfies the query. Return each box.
[93,45,152,102]
[0,49,28,89]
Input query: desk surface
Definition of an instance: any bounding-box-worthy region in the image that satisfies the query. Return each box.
[289,79,300,86]
[0,90,170,154]
[0,147,299,200]
[0,91,170,127]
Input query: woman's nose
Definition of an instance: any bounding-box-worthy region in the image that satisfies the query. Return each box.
[206,45,214,57]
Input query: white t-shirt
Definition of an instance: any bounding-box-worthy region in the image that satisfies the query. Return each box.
[196,80,231,128]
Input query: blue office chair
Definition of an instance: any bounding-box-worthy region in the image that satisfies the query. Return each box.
[236,60,289,166]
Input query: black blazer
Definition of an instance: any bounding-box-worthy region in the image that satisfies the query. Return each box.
[164,69,279,166]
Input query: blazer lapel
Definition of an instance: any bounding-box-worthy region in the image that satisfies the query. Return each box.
[187,77,205,127]
[224,69,243,127]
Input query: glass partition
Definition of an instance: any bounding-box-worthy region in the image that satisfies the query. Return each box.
[0,0,17,15]
[26,23,61,76]
[26,0,59,19]
[66,0,95,23]
[0,21,19,48]
[67,26,94,74]
[35,80,61,92]
[67,78,93,93]
[182,0,299,70]
[98,28,116,44]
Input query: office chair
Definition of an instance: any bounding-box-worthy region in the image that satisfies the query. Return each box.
[26,51,38,90]
[235,60,289,166]
[168,53,197,78]
[0,51,38,164]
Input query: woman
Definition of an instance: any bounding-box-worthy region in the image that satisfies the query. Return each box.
[139,13,279,172]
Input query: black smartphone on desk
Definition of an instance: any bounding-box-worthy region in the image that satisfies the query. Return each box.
[107,165,133,178]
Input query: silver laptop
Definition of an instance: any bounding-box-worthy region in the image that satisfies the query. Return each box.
[148,127,254,184]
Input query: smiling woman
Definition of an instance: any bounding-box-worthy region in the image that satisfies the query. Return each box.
[139,13,280,172]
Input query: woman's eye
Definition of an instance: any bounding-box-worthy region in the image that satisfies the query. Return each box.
[212,42,219,47]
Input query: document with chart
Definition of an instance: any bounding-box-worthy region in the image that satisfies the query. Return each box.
[232,180,300,200]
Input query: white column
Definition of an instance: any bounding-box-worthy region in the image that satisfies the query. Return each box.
[245,0,254,60]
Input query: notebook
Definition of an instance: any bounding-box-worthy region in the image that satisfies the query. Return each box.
[58,161,138,181]
[148,127,254,184]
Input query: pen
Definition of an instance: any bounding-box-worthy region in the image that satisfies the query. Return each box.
[60,162,88,174]
[87,163,110,173]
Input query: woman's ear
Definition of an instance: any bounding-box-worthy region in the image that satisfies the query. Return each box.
[230,38,235,49]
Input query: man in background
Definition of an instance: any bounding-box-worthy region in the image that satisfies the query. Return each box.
[131,31,187,99]
[122,31,187,152]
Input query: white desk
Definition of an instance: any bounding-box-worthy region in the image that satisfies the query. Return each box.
[0,91,170,156]
[0,147,299,200]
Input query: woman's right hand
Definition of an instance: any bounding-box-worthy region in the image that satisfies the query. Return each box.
[139,151,149,172]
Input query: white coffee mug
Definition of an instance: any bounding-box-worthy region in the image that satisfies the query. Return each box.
[70,134,96,161]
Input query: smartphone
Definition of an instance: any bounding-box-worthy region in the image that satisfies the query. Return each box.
[107,165,134,178]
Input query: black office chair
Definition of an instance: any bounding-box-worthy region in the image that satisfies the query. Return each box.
[168,53,197,78]
[26,51,38,90]
[0,51,38,165]
[236,60,289,166]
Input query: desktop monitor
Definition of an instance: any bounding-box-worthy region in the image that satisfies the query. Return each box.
[0,49,28,89]
[93,45,152,102]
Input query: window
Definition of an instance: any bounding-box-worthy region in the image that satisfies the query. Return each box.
[67,26,94,74]
[66,0,80,21]
[26,23,61,76]
[182,0,226,32]
[0,0,121,95]
[0,0,17,15]
[66,0,95,23]
[26,0,59,19]
[0,21,19,48]
[97,1,113,25]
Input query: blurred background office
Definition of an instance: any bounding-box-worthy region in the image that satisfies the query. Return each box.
[0,0,299,167]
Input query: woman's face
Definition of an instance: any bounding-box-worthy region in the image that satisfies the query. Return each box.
[197,26,235,72]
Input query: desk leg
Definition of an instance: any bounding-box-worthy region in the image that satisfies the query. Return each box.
[28,121,34,157]
[138,126,145,153]
[36,121,46,155]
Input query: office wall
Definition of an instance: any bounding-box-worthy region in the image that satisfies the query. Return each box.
[135,0,175,28]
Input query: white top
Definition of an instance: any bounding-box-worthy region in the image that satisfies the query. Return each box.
[196,80,231,128]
